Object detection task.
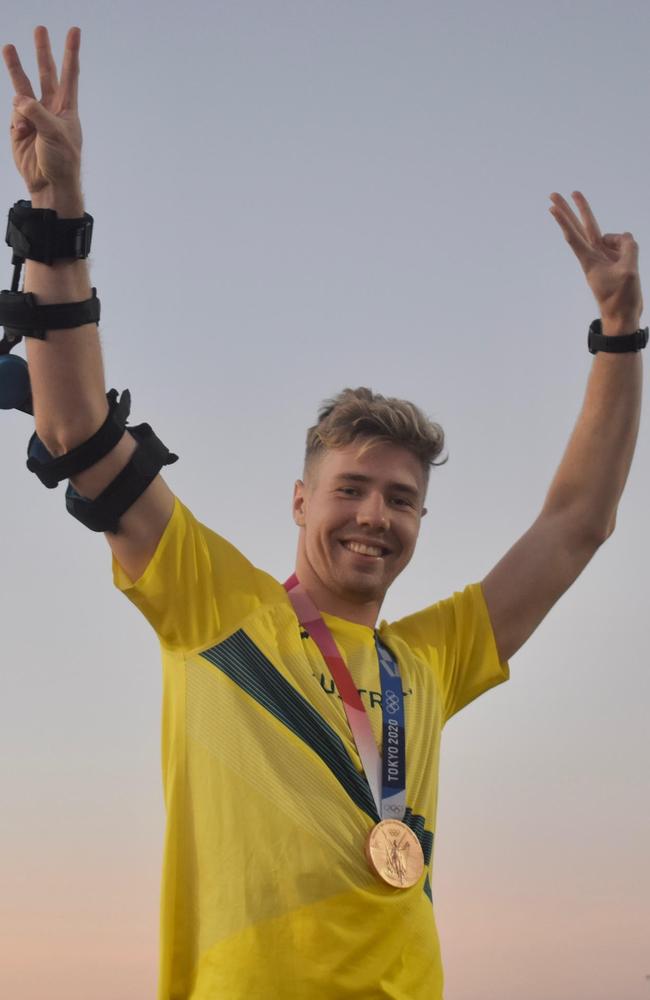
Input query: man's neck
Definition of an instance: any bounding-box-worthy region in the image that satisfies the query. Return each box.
[293,565,382,628]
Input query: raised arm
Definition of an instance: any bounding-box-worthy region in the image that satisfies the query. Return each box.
[3,26,174,581]
[482,191,644,662]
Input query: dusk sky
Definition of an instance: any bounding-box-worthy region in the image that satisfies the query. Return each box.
[1,3,649,999]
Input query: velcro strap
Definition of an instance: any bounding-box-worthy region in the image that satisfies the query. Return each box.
[65,423,179,533]
[0,288,100,340]
[26,389,132,488]
[6,200,93,263]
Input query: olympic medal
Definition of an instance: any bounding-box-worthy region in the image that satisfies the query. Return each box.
[365,820,425,888]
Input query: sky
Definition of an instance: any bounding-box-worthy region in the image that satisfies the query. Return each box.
[1,2,649,998]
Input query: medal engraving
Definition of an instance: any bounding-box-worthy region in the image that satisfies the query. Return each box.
[365,819,425,889]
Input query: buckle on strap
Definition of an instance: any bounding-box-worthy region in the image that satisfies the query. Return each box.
[73,215,94,259]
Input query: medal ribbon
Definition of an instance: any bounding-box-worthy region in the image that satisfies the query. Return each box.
[284,574,406,821]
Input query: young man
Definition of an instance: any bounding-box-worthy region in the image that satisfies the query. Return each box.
[3,26,644,1000]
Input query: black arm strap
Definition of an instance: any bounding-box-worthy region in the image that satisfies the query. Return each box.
[26,389,132,488]
[0,288,100,340]
[65,423,179,534]
[6,200,93,264]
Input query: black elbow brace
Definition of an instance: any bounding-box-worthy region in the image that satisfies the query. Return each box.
[8,202,178,532]
[27,388,178,533]
[65,423,178,533]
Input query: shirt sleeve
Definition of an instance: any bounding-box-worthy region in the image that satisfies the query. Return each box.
[388,582,509,724]
[112,496,283,654]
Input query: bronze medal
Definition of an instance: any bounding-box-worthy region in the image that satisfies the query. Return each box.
[365,819,425,889]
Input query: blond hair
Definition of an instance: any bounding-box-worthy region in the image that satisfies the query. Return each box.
[304,387,446,480]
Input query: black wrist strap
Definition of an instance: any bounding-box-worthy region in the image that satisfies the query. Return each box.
[6,200,93,264]
[588,319,649,354]
[0,288,100,340]
[26,389,131,488]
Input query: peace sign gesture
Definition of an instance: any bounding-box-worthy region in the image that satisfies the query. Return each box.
[550,191,643,334]
[2,26,82,197]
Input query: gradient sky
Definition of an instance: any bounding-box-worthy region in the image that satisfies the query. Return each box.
[1,3,649,999]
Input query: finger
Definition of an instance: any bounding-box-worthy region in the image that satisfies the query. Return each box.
[12,94,59,139]
[34,25,59,104]
[549,196,591,257]
[2,44,36,99]
[549,191,587,241]
[602,233,622,249]
[59,26,80,111]
[572,190,602,244]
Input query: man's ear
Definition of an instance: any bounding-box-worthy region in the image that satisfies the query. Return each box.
[421,507,428,517]
[292,480,306,526]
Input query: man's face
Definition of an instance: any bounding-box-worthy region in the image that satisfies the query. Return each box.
[292,441,427,610]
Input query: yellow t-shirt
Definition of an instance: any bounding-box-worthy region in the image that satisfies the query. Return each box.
[114,497,509,1000]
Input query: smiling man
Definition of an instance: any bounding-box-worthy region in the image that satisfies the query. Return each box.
[105,386,510,997]
[293,393,438,623]
[3,25,645,1000]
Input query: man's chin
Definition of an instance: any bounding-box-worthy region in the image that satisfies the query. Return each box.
[336,574,387,605]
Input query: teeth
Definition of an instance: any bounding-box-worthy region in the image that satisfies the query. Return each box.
[345,541,384,557]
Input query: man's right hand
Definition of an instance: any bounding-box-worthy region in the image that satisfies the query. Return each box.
[3,25,82,206]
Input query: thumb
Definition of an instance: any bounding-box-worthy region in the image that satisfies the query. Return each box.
[12,95,59,139]
[11,111,35,139]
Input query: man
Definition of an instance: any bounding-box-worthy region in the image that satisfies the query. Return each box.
[2,25,644,1000]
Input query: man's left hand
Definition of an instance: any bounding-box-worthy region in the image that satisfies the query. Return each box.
[550,190,643,334]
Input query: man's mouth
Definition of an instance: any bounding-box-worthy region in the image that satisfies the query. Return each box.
[341,540,389,558]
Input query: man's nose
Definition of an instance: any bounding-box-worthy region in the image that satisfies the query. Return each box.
[356,492,389,530]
